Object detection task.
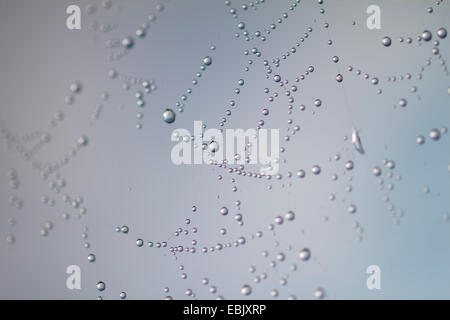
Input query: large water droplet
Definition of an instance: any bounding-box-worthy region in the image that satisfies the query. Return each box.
[209,141,219,153]
[163,109,176,124]
[351,128,365,154]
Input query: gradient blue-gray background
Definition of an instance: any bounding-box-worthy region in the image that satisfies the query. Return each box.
[0,0,449,299]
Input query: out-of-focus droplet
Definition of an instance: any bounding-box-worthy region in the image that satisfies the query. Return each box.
[437,27,447,39]
[70,81,82,94]
[219,206,228,216]
[373,167,382,176]
[6,234,15,244]
[311,165,321,175]
[345,160,354,170]
[314,99,322,107]
[416,135,425,145]
[348,204,357,214]
[429,129,441,140]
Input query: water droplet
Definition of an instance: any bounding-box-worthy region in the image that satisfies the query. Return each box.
[351,128,365,154]
[314,288,326,299]
[311,165,321,175]
[429,129,441,140]
[136,28,146,38]
[121,36,134,49]
[348,204,357,214]
[314,99,322,107]
[373,167,382,176]
[416,135,425,145]
[6,234,15,244]
[421,30,432,41]
[299,248,311,261]
[241,284,252,295]
[399,99,407,107]
[285,211,295,221]
[96,281,106,291]
[219,206,229,215]
[437,27,447,39]
[77,135,89,147]
[203,56,212,66]
[162,109,176,124]
[345,160,354,170]
[70,81,82,94]
[386,160,396,169]
[382,36,392,47]
[87,254,96,262]
[209,141,219,153]
[297,169,306,178]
